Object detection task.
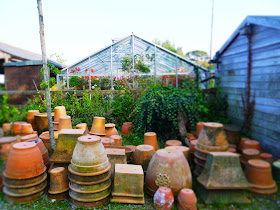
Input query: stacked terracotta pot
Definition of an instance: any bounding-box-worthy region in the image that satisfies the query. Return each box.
[3,142,47,203]
[194,122,229,177]
[53,106,67,131]
[26,139,49,167]
[68,135,111,207]
[27,110,40,131]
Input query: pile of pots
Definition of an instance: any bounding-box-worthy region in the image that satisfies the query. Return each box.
[68,135,111,208]
[27,110,40,131]
[26,138,49,167]
[3,142,47,203]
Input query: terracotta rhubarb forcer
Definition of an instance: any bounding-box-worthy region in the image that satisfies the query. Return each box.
[121,122,133,135]
[195,122,204,138]
[105,123,118,137]
[144,132,159,150]
[101,137,115,146]
[90,117,106,136]
[244,159,278,194]
[243,140,262,152]
[0,137,16,161]
[48,167,69,194]
[154,187,174,210]
[110,135,122,146]
[35,113,54,135]
[76,123,89,134]
[177,188,197,210]
[165,146,190,162]
[260,153,274,165]
[224,124,241,146]
[2,123,12,135]
[145,149,192,197]
[134,144,155,172]
[165,140,182,147]
[4,142,46,179]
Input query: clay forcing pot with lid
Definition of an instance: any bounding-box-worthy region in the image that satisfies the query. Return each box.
[177,188,197,210]
[76,123,89,134]
[48,167,69,194]
[121,122,133,135]
[4,142,46,179]
[0,137,17,161]
[145,149,192,196]
[165,140,182,147]
[144,132,158,150]
[105,123,118,137]
[134,144,155,172]
[89,117,106,135]
[153,187,174,210]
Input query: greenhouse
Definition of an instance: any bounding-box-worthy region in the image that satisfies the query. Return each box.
[57,34,209,90]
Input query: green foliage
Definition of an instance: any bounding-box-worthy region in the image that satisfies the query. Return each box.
[154,39,186,57]
[121,53,154,74]
[40,63,62,89]
[121,132,144,146]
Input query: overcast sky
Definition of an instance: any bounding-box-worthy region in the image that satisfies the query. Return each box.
[1,0,279,66]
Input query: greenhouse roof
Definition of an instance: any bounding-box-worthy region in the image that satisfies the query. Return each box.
[60,34,208,78]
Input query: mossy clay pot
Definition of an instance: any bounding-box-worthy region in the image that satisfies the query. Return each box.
[49,167,69,194]
[54,106,67,123]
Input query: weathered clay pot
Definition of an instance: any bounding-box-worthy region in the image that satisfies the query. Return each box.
[195,122,204,138]
[0,137,16,161]
[21,134,38,142]
[177,188,197,210]
[35,113,54,135]
[20,123,34,136]
[101,137,115,146]
[165,140,182,147]
[4,180,47,196]
[2,123,12,135]
[70,160,110,175]
[134,144,155,172]
[4,188,46,204]
[4,142,46,179]
[49,167,69,194]
[12,122,27,135]
[121,122,133,135]
[58,115,72,131]
[189,140,198,154]
[69,186,111,202]
[260,153,274,165]
[89,117,106,135]
[154,186,174,210]
[104,145,133,163]
[39,131,59,154]
[224,124,241,146]
[76,123,89,134]
[70,197,108,208]
[238,137,250,152]
[244,159,278,194]
[105,123,118,137]
[27,110,40,123]
[243,140,262,152]
[145,149,192,196]
[165,146,190,161]
[110,135,122,146]
[68,170,111,185]
[240,149,260,167]
[126,145,136,163]
[26,138,48,159]
[54,106,67,123]
[48,190,68,201]
[144,132,159,151]
[69,179,111,193]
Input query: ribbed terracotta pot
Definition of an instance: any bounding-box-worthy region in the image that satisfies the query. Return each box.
[2,123,12,135]
[145,149,192,196]
[68,170,111,185]
[121,122,133,135]
[165,146,190,161]
[4,180,47,196]
[89,117,106,135]
[58,115,72,131]
[21,134,38,142]
[49,167,69,194]
[69,187,111,202]
[101,137,115,146]
[20,123,34,136]
[177,188,197,210]
[144,132,158,151]
[238,137,250,152]
[243,140,261,152]
[12,122,27,135]
[70,197,109,208]
[54,106,67,123]
[195,122,204,138]
[4,188,47,204]
[260,153,274,165]
[134,144,155,172]
[35,113,54,135]
[4,142,46,179]
[224,124,241,146]
[27,110,40,124]
[105,123,118,137]
[154,186,174,210]
[69,179,111,194]
[110,135,122,146]
[76,123,89,134]
[0,137,17,161]
[165,140,182,147]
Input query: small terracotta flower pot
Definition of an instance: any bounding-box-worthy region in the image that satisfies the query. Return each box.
[4,142,46,179]
[101,137,115,146]
[243,140,261,152]
[21,134,38,142]
[144,132,158,151]
[58,115,72,131]
[27,110,40,123]
[49,167,69,194]
[76,123,89,134]
[35,113,54,135]
[177,188,197,210]
[195,122,204,138]
[134,144,155,172]
[154,186,174,210]
[105,123,118,137]
[12,122,27,135]
[165,146,190,161]
[189,140,198,154]
[2,123,12,135]
[20,123,34,135]
[121,122,133,135]
[54,106,67,123]
[110,135,122,146]
[260,153,274,165]
[0,137,17,161]
[165,140,182,147]
[89,117,106,135]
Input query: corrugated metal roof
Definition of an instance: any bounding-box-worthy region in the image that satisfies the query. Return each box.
[4,60,65,68]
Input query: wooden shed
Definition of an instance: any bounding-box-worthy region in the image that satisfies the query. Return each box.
[213,16,280,159]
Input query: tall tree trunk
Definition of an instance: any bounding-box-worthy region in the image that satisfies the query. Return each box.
[37,0,56,152]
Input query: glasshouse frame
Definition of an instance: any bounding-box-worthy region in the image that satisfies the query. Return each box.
[57,34,209,90]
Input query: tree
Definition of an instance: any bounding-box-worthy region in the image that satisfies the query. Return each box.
[154,39,186,57]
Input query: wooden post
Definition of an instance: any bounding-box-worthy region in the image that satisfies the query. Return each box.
[37,0,56,152]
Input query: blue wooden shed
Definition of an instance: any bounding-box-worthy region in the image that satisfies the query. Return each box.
[213,16,280,159]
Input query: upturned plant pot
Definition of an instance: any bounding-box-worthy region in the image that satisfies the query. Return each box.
[89,117,106,136]
[243,140,262,152]
[27,110,40,123]
[26,138,48,160]
[145,149,192,196]
[121,122,133,135]
[35,113,54,135]
[68,170,111,185]
[154,187,174,210]
[134,144,155,172]
[224,124,241,146]
[76,123,89,134]
[2,123,12,135]
[12,122,27,135]
[101,137,115,146]
[20,123,34,136]
[110,135,122,146]
[69,179,111,193]
[0,137,17,161]
[260,153,274,165]
[70,197,108,208]
[195,122,205,138]
[105,123,118,137]
[177,188,197,210]
[21,134,38,142]
[58,116,72,131]
[39,131,59,154]
[4,142,46,179]
[165,140,182,147]
[54,106,67,123]
[4,188,46,204]
[240,149,260,167]
[144,132,159,151]
[70,160,110,175]
[238,137,250,152]
[4,180,47,196]
[3,173,47,189]
[48,167,69,194]
[69,187,111,202]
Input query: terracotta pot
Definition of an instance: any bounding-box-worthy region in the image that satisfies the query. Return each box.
[12,122,27,135]
[243,140,261,152]
[145,149,192,196]
[48,190,68,201]
[224,124,241,146]
[134,144,155,172]
[104,145,134,163]
[121,122,133,135]
[244,159,278,194]
[53,122,59,131]
[4,180,47,196]
[4,142,46,179]
[187,133,197,141]
[58,115,72,131]
[35,113,54,135]
[49,167,69,194]
[126,145,136,162]
[240,149,260,166]
[195,122,204,138]
[4,188,46,204]
[68,170,111,185]
[189,140,198,154]
[272,161,280,184]
[144,132,158,150]
[165,146,190,161]
[20,123,34,135]
[76,123,89,134]
[69,186,111,202]
[27,110,40,123]
[70,197,108,208]
[21,134,38,142]
[101,137,115,146]
[54,106,67,123]
[26,138,48,157]
[39,131,59,154]
[70,160,110,176]
[238,137,250,152]
[0,137,17,161]
[154,186,174,210]
[105,123,118,137]
[229,148,237,153]
[3,173,47,189]
[110,135,122,146]
[69,179,111,193]
[2,123,12,135]
[260,153,274,165]
[177,188,197,210]
[165,140,182,147]
[89,117,106,135]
